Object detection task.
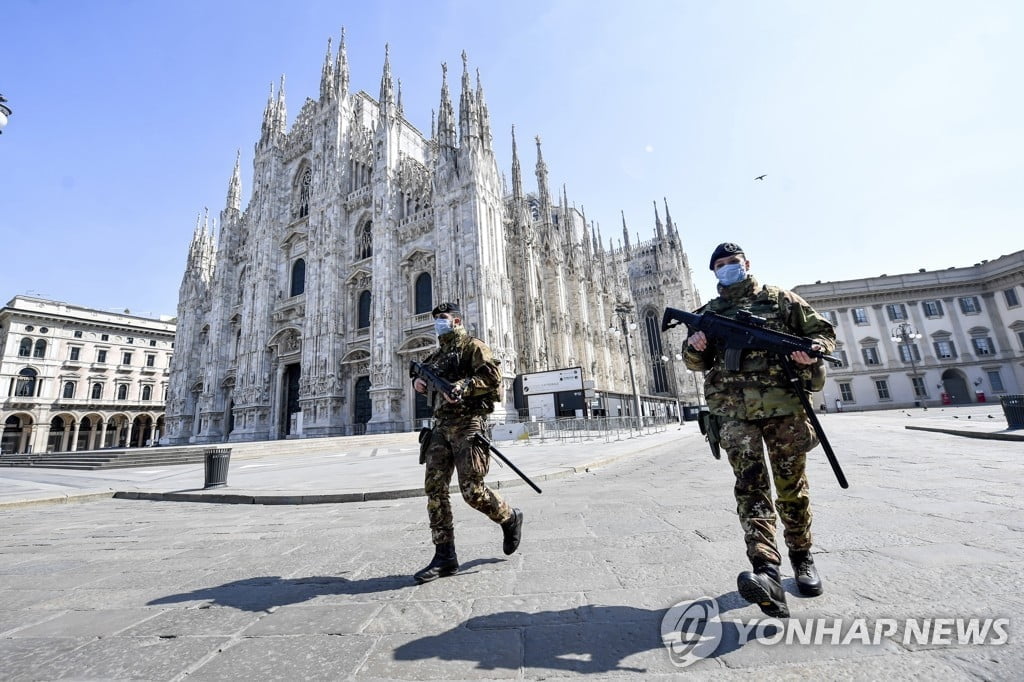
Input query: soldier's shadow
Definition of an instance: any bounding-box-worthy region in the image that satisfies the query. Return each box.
[146,559,503,612]
[392,590,773,674]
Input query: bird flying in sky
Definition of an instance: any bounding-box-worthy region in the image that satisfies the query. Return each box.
[755,174,767,181]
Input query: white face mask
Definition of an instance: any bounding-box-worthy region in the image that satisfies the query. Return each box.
[434,318,454,337]
[715,262,748,286]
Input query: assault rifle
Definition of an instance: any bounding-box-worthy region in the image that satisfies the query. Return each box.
[661,307,849,489]
[409,360,465,404]
[410,361,543,494]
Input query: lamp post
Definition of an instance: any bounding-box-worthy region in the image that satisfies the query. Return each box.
[610,302,642,422]
[890,322,923,407]
[660,353,684,422]
[0,94,12,134]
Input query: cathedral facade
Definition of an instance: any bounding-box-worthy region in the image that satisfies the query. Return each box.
[165,36,701,444]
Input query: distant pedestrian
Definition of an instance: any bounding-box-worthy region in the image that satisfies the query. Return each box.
[411,302,523,584]
[684,242,836,619]
[835,398,843,413]
[819,403,827,414]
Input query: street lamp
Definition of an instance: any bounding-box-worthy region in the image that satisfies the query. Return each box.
[0,94,12,134]
[890,322,923,407]
[661,353,683,422]
[610,302,642,422]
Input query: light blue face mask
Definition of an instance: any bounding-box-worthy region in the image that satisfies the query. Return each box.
[434,318,454,337]
[715,262,748,286]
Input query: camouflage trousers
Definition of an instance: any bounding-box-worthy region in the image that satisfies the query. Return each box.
[719,414,818,567]
[424,415,512,545]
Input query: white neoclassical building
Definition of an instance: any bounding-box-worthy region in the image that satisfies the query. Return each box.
[793,250,1024,411]
[165,37,702,444]
[0,296,175,454]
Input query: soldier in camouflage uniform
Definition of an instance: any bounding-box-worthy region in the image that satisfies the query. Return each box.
[683,243,835,618]
[411,302,523,584]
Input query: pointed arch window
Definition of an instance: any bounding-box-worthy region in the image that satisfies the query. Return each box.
[91,383,103,400]
[358,290,371,328]
[15,368,38,397]
[358,221,373,260]
[33,339,47,358]
[63,381,76,399]
[414,272,433,314]
[290,258,306,297]
[297,166,312,218]
[18,338,32,357]
[117,384,129,400]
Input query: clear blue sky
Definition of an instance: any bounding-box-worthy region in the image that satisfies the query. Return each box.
[2,0,1021,317]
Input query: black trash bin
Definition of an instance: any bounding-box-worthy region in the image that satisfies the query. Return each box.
[204,448,232,488]
[682,406,702,422]
[1000,395,1024,430]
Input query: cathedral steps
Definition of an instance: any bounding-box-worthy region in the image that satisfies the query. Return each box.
[0,432,419,470]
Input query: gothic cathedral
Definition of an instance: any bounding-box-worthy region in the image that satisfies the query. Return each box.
[165,35,700,444]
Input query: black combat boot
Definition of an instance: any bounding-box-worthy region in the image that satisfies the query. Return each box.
[737,563,790,618]
[790,551,823,597]
[413,542,459,584]
[501,508,524,555]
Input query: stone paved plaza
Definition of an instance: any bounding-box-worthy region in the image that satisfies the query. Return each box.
[1,407,1022,680]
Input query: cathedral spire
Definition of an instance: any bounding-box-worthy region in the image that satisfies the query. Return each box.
[378,43,394,117]
[475,68,492,147]
[653,200,664,240]
[260,81,275,138]
[621,211,631,250]
[458,50,478,143]
[275,74,287,134]
[664,197,679,241]
[535,135,551,217]
[396,78,403,116]
[510,125,523,199]
[226,150,241,212]
[436,62,456,150]
[319,36,335,101]
[335,27,349,95]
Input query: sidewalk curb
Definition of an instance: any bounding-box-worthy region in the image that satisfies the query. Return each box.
[0,491,116,509]
[904,425,1024,441]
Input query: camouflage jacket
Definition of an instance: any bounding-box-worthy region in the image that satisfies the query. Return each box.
[682,276,836,420]
[418,326,502,421]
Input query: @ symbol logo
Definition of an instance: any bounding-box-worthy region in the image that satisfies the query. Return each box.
[660,597,723,667]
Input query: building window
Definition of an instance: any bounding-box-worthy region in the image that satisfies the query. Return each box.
[1018,330,1024,351]
[839,382,854,402]
[414,272,433,314]
[142,385,153,401]
[912,377,927,397]
[290,258,306,297]
[971,337,994,355]
[146,354,156,367]
[127,337,134,344]
[934,339,957,359]
[898,344,921,363]
[1005,288,1021,308]
[74,330,83,339]
[875,379,891,400]
[834,349,848,367]
[851,308,868,325]
[69,347,81,361]
[63,381,76,399]
[358,221,373,260]
[117,384,128,400]
[357,290,371,328]
[91,383,103,399]
[15,368,38,397]
[101,334,109,341]
[18,338,32,357]
[150,339,157,347]
[822,310,838,325]
[32,339,47,358]
[862,347,880,365]
[122,352,133,365]
[885,303,907,321]
[922,300,943,318]
[97,349,107,363]
[958,296,981,314]
[986,370,1004,392]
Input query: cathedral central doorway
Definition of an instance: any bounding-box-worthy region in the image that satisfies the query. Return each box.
[354,376,371,430]
[283,363,301,436]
